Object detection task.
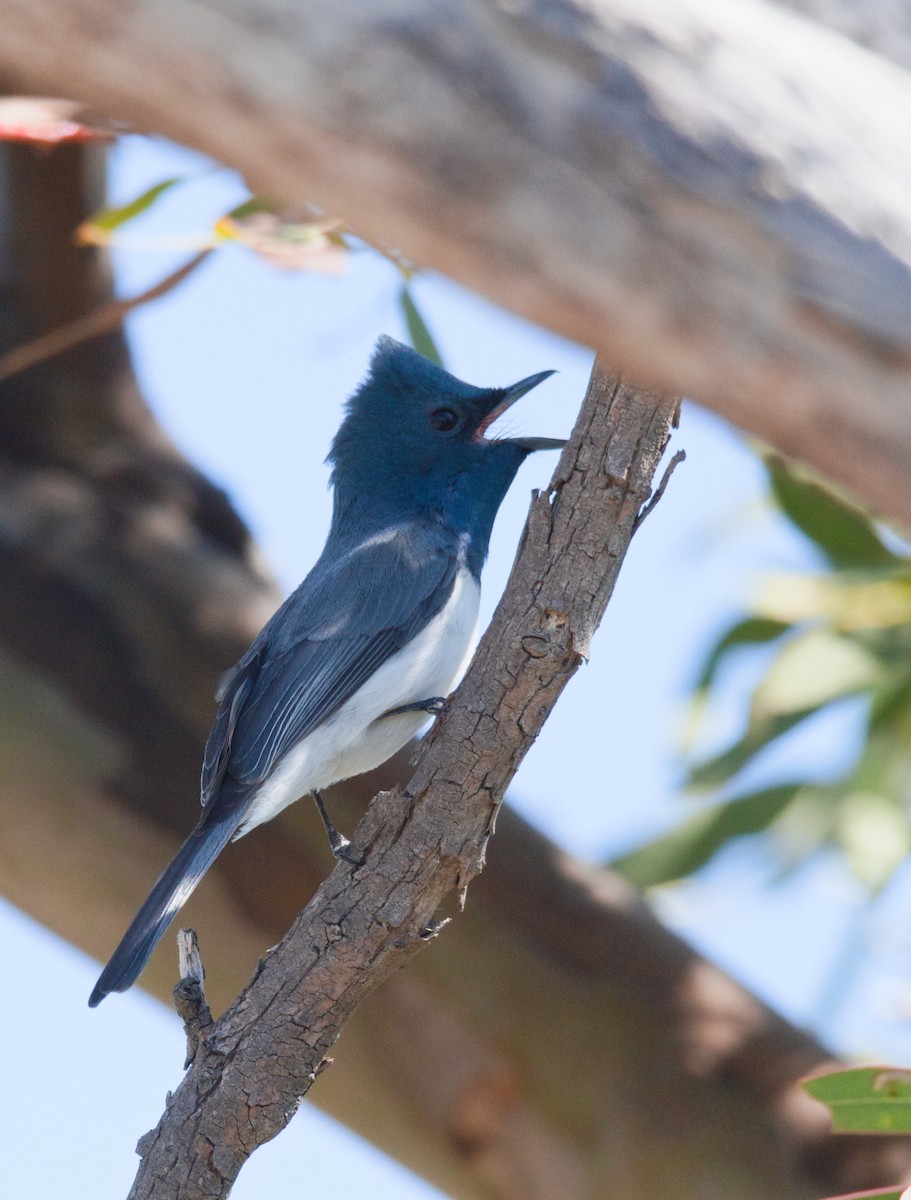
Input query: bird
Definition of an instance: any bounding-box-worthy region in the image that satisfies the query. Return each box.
[88,336,562,1006]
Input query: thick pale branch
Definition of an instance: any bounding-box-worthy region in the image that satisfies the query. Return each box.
[1,0,911,523]
[776,0,911,69]
[127,366,676,1198]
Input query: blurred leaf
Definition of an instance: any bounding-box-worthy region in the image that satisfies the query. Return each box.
[223,197,278,222]
[399,286,443,365]
[215,211,348,273]
[752,627,878,720]
[870,675,911,732]
[759,573,911,632]
[612,785,801,887]
[687,710,818,791]
[0,96,112,143]
[694,617,792,693]
[673,448,911,894]
[833,577,911,631]
[771,786,839,870]
[76,178,183,243]
[766,457,897,570]
[836,792,911,890]
[803,1067,911,1134]
[689,631,876,791]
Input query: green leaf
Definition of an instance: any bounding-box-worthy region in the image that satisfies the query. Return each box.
[766,457,897,570]
[752,628,878,719]
[836,790,911,890]
[80,177,183,235]
[869,674,911,732]
[687,710,816,791]
[757,572,911,632]
[611,784,801,887]
[770,786,840,875]
[689,629,876,791]
[223,197,278,222]
[694,617,792,693]
[399,286,443,365]
[803,1066,911,1133]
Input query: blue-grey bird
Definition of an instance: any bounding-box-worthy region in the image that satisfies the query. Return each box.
[89,337,561,1006]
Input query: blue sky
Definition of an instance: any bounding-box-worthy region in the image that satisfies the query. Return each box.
[6,134,911,1199]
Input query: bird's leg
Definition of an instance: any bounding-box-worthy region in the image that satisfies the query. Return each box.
[382,696,446,719]
[312,790,361,865]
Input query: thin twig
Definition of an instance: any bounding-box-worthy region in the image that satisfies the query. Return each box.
[634,448,686,532]
[0,249,211,385]
[172,928,213,1069]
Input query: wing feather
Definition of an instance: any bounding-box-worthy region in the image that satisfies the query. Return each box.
[200,521,460,813]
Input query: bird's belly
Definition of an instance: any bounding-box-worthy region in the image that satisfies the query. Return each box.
[236,568,480,836]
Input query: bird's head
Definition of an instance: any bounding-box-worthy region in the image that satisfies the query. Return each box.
[328,338,562,544]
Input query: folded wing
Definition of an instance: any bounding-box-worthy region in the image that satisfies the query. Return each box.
[200,520,460,813]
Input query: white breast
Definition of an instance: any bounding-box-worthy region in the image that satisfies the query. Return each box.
[235,566,481,836]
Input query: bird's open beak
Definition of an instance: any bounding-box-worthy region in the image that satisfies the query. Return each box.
[475,369,565,451]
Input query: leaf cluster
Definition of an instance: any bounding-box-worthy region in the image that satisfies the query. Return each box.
[615,457,911,893]
[77,175,443,355]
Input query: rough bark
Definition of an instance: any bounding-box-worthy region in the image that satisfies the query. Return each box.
[2,0,911,527]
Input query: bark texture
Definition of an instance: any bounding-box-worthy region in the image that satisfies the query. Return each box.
[1,0,911,526]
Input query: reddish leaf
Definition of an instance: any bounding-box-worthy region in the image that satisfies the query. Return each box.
[0,97,111,143]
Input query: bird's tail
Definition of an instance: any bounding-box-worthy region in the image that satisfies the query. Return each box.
[88,813,239,1007]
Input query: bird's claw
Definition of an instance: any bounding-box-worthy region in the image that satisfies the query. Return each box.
[329,833,363,867]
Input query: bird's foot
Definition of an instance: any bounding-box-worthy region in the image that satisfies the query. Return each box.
[313,789,362,866]
[382,696,446,719]
[328,831,362,867]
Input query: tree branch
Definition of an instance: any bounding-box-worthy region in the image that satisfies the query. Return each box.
[1,0,911,524]
[0,248,211,384]
[634,448,686,532]
[172,930,213,1070]
[126,365,675,1198]
[775,0,911,70]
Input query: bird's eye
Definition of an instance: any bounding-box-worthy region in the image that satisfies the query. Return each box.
[428,407,459,433]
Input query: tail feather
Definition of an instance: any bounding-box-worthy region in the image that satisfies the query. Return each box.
[88,815,239,1007]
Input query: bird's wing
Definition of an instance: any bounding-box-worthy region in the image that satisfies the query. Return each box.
[200,522,460,808]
